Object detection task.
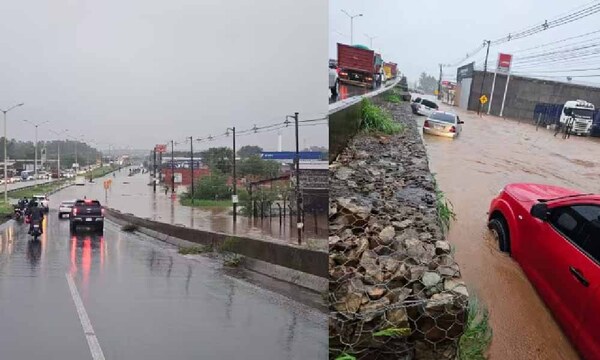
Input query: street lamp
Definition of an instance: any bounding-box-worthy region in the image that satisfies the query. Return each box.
[49,129,68,179]
[226,127,237,223]
[341,9,363,45]
[23,119,49,182]
[364,33,377,49]
[0,102,24,202]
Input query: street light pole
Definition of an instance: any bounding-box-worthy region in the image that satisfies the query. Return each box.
[1,103,24,202]
[23,120,49,182]
[226,127,237,223]
[171,140,175,194]
[189,136,194,204]
[49,129,68,180]
[364,33,376,49]
[341,10,363,45]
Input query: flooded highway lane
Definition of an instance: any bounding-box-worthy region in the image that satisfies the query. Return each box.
[419,104,599,359]
[53,170,326,249]
[0,210,326,359]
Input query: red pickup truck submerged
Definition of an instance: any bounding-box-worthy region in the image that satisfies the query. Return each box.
[488,183,600,359]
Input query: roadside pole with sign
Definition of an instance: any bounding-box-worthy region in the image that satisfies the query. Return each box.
[488,53,512,115]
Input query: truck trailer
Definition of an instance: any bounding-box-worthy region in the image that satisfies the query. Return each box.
[337,43,378,89]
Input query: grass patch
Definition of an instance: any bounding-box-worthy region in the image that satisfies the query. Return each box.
[223,254,243,267]
[121,223,139,232]
[180,198,232,207]
[360,98,403,135]
[384,92,402,104]
[459,297,493,360]
[334,354,357,360]
[372,327,411,337]
[432,174,456,232]
[86,165,117,180]
[0,201,13,220]
[9,180,68,199]
[178,245,212,255]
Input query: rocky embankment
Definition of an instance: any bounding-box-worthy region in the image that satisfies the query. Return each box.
[329,98,468,359]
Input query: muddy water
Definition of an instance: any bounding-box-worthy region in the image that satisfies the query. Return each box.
[420,105,600,359]
[54,172,327,249]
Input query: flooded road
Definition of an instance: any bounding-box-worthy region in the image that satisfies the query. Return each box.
[53,170,326,249]
[0,212,327,359]
[419,104,599,359]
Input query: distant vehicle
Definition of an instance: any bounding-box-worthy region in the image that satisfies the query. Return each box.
[32,195,49,212]
[337,43,379,89]
[75,176,85,186]
[58,199,76,219]
[70,199,104,233]
[329,63,339,97]
[383,62,398,80]
[411,97,439,116]
[488,184,600,359]
[11,176,22,183]
[560,100,594,136]
[21,170,33,181]
[423,111,464,138]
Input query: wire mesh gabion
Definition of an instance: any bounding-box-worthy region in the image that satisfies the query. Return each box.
[329,100,469,360]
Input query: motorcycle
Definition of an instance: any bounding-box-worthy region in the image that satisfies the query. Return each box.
[30,220,42,240]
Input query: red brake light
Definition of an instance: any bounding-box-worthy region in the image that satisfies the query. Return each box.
[101,208,105,216]
[340,71,348,76]
[424,120,430,128]
[73,208,78,216]
[449,126,456,133]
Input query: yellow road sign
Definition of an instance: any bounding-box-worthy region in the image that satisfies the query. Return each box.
[479,95,488,104]
[434,89,439,95]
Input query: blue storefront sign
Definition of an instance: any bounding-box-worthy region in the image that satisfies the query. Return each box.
[260,151,324,160]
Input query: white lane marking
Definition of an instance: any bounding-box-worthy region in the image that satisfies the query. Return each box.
[66,273,106,360]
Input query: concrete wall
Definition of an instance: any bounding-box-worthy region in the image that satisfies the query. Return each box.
[105,208,328,279]
[468,70,600,120]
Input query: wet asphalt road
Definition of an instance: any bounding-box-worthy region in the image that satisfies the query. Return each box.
[0,210,327,359]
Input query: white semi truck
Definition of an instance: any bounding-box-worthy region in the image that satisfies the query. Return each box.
[560,100,595,136]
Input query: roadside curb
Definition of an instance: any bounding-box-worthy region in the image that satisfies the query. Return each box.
[105,209,328,293]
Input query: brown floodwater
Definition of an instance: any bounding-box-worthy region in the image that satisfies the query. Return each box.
[53,172,327,250]
[419,103,600,359]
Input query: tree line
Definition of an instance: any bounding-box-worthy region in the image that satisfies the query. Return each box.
[0,138,101,168]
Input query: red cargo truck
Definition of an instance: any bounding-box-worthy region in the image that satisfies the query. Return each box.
[337,43,378,89]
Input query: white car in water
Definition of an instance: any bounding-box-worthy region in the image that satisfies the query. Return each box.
[423,111,464,138]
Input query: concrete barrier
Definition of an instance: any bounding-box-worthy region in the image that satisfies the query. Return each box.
[105,208,328,291]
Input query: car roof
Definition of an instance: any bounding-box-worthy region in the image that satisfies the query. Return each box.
[431,110,456,116]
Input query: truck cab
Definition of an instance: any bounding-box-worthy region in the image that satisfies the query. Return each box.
[560,100,595,136]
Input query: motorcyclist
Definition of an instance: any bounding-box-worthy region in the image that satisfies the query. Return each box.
[25,200,44,235]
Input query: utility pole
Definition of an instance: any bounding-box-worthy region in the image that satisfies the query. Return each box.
[171,140,175,194]
[287,112,302,244]
[478,40,491,115]
[152,148,157,193]
[438,64,443,100]
[189,136,194,204]
[227,127,237,223]
[364,33,376,49]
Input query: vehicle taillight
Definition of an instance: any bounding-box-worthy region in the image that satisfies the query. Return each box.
[424,120,430,127]
[101,208,105,216]
[72,208,78,216]
[340,71,348,76]
[449,126,456,133]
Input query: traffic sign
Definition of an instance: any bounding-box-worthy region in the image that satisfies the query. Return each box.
[434,89,439,95]
[479,95,488,104]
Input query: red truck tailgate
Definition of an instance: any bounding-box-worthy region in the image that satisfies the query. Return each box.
[337,43,375,74]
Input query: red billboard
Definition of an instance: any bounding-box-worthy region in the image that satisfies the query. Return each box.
[497,53,512,73]
[155,144,167,153]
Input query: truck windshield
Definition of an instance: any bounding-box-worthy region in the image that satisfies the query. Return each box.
[569,108,594,118]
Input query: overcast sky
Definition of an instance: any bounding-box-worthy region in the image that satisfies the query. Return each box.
[330,0,600,87]
[0,0,327,152]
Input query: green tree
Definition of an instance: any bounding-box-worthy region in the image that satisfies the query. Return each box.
[200,147,233,174]
[237,145,263,159]
[194,172,230,200]
[238,155,281,178]
[418,72,438,94]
